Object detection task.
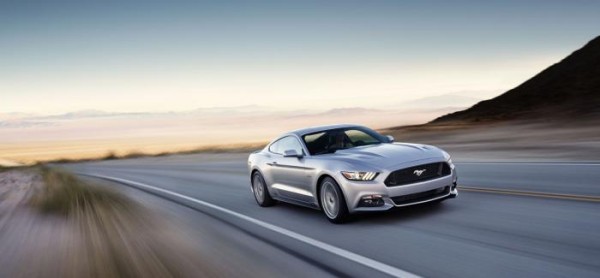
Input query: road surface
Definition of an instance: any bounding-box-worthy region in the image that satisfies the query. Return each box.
[64,153,600,277]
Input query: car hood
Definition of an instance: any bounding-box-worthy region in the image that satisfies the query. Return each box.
[321,143,447,169]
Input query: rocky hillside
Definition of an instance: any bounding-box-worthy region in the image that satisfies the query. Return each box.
[433,36,600,123]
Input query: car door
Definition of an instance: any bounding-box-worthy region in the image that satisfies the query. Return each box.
[268,136,313,202]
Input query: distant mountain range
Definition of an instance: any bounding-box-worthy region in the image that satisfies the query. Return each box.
[432,35,600,123]
[0,106,272,122]
[1,94,479,123]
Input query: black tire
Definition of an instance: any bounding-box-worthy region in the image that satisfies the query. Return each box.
[319,177,350,224]
[252,172,276,207]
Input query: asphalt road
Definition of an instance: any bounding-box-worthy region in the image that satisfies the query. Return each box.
[65,153,600,278]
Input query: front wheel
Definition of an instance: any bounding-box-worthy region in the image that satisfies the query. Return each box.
[252,172,276,207]
[319,177,350,223]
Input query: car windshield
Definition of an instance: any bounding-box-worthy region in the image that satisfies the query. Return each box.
[302,127,387,155]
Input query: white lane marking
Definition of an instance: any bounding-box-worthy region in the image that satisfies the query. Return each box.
[87,173,420,278]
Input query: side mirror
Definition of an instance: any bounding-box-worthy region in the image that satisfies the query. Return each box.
[386,135,395,143]
[283,149,304,158]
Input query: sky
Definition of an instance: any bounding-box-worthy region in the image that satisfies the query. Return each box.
[2,0,600,114]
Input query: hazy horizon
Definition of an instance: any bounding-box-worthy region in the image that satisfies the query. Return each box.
[0,92,479,164]
[0,92,482,117]
[2,0,600,164]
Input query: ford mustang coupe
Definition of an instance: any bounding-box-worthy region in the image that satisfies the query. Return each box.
[248,124,458,223]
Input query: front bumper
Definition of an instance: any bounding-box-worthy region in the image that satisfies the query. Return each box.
[338,164,458,213]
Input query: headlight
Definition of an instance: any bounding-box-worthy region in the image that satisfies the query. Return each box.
[341,171,378,181]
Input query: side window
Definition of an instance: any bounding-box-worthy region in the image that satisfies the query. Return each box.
[268,139,282,154]
[280,137,304,155]
[269,136,304,155]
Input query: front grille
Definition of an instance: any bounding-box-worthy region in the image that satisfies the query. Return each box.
[384,162,451,186]
[391,186,450,206]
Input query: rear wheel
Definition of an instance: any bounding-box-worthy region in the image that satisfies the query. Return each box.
[319,177,350,223]
[252,172,276,207]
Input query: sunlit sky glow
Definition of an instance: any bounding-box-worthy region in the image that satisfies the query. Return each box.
[2,0,600,114]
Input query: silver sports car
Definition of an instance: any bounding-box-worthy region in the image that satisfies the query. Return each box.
[248,124,458,223]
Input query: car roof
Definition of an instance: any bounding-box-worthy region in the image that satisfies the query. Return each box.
[288,124,363,137]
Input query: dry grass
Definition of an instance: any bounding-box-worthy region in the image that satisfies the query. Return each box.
[32,168,132,217]
[379,119,600,161]
[180,142,267,154]
[26,168,217,277]
[0,165,35,174]
[102,151,119,160]
[43,142,267,165]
